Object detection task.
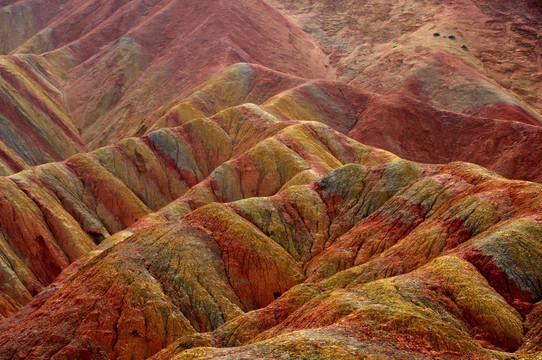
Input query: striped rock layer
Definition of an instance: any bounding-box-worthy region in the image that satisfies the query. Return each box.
[0,0,541,359]
[0,66,540,358]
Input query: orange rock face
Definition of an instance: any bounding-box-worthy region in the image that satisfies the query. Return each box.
[0,0,541,359]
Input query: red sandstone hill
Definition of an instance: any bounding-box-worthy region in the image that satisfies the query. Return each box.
[0,0,542,359]
[0,66,541,358]
[0,0,331,169]
[1,0,541,174]
[1,135,542,359]
[267,0,542,119]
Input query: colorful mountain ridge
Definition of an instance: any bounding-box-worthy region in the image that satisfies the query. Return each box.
[0,0,541,359]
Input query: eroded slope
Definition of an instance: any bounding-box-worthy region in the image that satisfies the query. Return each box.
[1,154,541,359]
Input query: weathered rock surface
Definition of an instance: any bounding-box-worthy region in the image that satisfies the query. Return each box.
[2,153,542,359]
[0,0,542,359]
[0,54,86,174]
[0,87,395,319]
[1,0,332,152]
[145,63,542,183]
[0,61,542,358]
[267,0,542,117]
[1,0,541,172]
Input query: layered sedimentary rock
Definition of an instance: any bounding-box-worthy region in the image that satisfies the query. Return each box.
[0,62,541,357]
[267,0,542,118]
[0,54,86,174]
[1,0,541,170]
[0,89,395,319]
[145,63,542,183]
[2,60,541,318]
[0,0,542,359]
[1,0,331,152]
[1,151,541,359]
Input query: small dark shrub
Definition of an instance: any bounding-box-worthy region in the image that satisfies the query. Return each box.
[461,44,468,50]
[448,35,456,40]
[433,32,440,37]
